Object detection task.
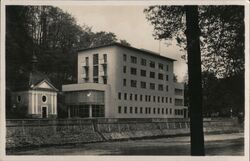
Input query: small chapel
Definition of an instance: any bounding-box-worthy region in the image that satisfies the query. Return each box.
[11,54,58,118]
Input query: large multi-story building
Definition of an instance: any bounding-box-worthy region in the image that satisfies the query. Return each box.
[62,43,187,118]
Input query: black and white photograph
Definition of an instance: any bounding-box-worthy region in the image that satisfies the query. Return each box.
[0,0,249,160]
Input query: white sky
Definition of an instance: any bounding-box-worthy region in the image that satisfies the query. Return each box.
[59,5,187,82]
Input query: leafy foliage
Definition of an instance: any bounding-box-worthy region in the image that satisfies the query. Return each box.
[144,5,244,77]
[202,71,244,116]
[6,6,131,90]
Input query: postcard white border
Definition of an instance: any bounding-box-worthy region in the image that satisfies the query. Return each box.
[1,0,249,161]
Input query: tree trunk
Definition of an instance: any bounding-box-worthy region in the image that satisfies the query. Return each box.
[185,6,205,155]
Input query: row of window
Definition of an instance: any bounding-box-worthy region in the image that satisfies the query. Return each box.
[123,67,169,81]
[118,106,184,115]
[118,92,172,103]
[122,79,169,91]
[16,95,47,103]
[123,54,169,71]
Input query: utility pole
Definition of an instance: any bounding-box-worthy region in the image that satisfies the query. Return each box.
[185,6,205,155]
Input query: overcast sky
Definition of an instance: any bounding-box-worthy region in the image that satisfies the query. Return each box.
[59,5,187,82]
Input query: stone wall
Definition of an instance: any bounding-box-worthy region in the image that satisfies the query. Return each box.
[6,118,243,149]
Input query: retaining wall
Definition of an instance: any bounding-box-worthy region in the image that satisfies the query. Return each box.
[6,118,243,149]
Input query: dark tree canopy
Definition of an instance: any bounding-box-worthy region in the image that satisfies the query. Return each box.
[202,71,244,116]
[144,5,244,77]
[6,6,131,90]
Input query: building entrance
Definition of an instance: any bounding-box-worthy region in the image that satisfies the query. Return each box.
[42,107,47,118]
[68,104,104,118]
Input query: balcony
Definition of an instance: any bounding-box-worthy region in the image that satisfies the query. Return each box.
[174,98,184,106]
[99,59,107,65]
[100,71,107,77]
[80,61,89,68]
[81,73,89,80]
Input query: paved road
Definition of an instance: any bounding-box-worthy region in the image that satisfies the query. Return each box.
[7,133,244,156]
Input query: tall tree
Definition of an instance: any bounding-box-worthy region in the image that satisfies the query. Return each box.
[185,6,205,155]
[144,6,244,77]
[144,5,244,155]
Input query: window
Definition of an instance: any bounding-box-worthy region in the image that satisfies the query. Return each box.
[123,79,126,86]
[162,108,164,114]
[103,65,107,77]
[166,75,169,81]
[135,107,138,113]
[170,108,172,114]
[140,70,146,77]
[140,107,143,113]
[141,58,147,66]
[124,106,127,113]
[131,56,137,63]
[123,54,127,61]
[149,61,155,68]
[124,93,127,100]
[158,96,160,102]
[130,67,137,75]
[158,108,160,114]
[93,54,99,65]
[153,96,156,102]
[158,84,163,91]
[158,73,163,80]
[166,64,169,71]
[162,97,164,103]
[150,83,155,90]
[145,95,148,102]
[150,72,155,78]
[159,63,164,70]
[131,80,137,87]
[130,94,133,100]
[166,97,168,103]
[103,78,107,84]
[42,95,47,103]
[92,105,104,117]
[166,85,169,92]
[103,54,107,63]
[123,66,127,73]
[149,108,151,114]
[170,97,172,103]
[148,96,151,102]
[145,108,148,114]
[175,109,177,115]
[141,81,146,89]
[93,66,99,77]
[118,93,121,100]
[153,108,156,114]
[166,108,168,114]
[85,57,89,66]
[140,95,143,101]
[135,94,137,101]
[118,106,122,113]
[17,95,21,103]
[130,107,133,113]
[175,88,183,95]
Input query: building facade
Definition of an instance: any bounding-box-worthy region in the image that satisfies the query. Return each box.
[62,43,187,118]
[11,55,58,118]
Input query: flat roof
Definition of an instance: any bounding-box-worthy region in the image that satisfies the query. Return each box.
[77,43,176,62]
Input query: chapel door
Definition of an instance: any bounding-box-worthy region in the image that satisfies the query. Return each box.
[42,107,47,118]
